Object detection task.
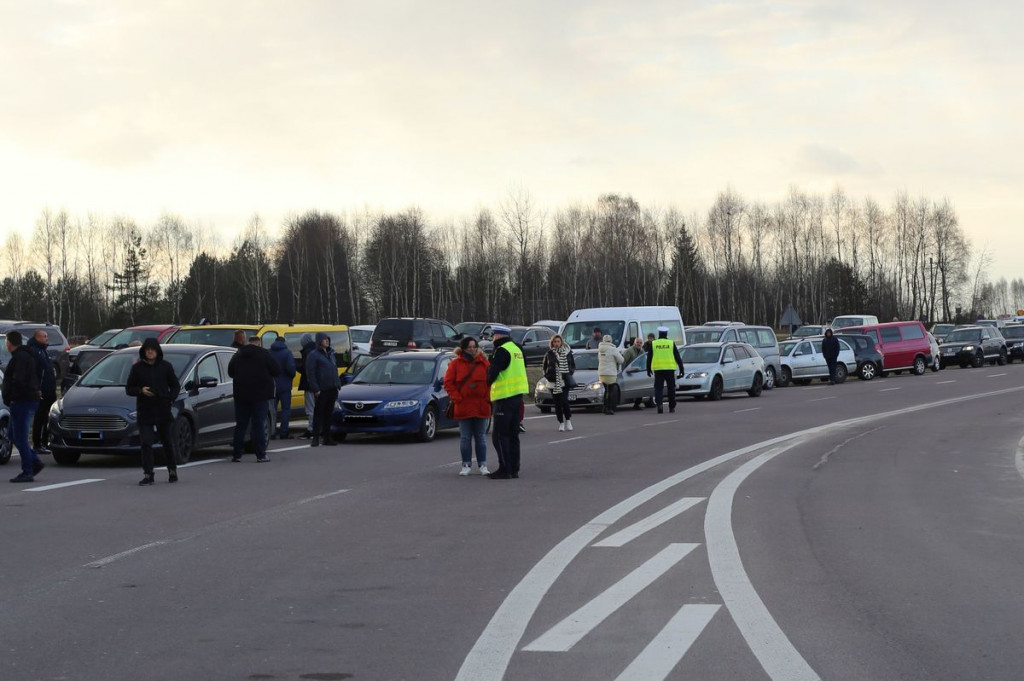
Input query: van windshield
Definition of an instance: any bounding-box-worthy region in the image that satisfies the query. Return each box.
[561,321,625,348]
[831,317,864,329]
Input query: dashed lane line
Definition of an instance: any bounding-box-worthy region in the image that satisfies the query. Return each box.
[643,419,681,427]
[807,396,835,402]
[733,407,760,413]
[593,497,705,548]
[548,436,585,445]
[988,373,1007,378]
[23,479,105,493]
[879,387,901,392]
[937,380,956,384]
[614,604,721,681]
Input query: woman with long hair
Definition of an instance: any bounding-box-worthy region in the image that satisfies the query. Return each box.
[542,334,576,432]
[443,336,491,475]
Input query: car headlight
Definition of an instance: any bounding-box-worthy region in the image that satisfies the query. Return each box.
[963,345,975,351]
[582,381,599,391]
[685,371,708,379]
[383,400,418,409]
[49,400,63,418]
[128,410,138,421]
[536,379,550,392]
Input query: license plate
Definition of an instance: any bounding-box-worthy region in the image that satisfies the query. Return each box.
[79,431,103,441]
[568,392,579,401]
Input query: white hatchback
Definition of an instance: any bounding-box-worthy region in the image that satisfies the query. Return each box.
[778,336,857,386]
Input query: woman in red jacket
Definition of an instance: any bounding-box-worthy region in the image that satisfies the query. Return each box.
[444,336,491,476]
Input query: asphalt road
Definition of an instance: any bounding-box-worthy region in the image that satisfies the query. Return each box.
[2,362,1024,681]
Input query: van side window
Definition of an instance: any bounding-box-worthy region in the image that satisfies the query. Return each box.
[740,330,758,345]
[880,327,902,343]
[900,324,924,340]
[628,322,639,343]
[757,329,777,347]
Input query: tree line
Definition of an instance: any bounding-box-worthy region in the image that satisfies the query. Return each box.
[1,185,1019,338]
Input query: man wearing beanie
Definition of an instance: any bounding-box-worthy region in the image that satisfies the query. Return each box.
[126,337,181,485]
[3,331,44,482]
[228,336,281,462]
[305,332,341,447]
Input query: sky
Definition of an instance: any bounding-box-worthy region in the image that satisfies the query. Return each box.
[1,0,1022,281]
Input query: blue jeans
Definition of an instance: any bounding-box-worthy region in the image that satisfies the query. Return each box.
[273,390,291,436]
[233,400,268,458]
[458,417,487,466]
[11,400,40,476]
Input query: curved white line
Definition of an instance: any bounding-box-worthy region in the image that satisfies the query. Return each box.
[454,385,1024,681]
[1016,435,1024,483]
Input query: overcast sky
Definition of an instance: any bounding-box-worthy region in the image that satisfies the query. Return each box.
[1,0,1021,281]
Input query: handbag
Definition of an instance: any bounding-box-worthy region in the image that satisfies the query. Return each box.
[563,372,578,390]
[444,366,476,419]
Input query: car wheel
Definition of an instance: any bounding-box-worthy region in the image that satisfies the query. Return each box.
[172,416,194,465]
[52,449,81,465]
[747,373,763,397]
[931,356,940,372]
[763,365,776,390]
[835,363,848,384]
[998,349,1008,366]
[417,404,438,442]
[708,376,723,401]
[971,351,984,368]
[0,416,11,465]
[538,406,552,414]
[912,356,927,376]
[778,366,792,388]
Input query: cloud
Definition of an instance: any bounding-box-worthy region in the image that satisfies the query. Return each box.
[794,143,877,177]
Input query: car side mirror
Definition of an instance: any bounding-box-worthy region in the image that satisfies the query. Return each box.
[341,374,354,385]
[435,378,444,391]
[199,376,218,389]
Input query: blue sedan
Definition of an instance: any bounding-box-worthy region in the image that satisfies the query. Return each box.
[332,350,458,442]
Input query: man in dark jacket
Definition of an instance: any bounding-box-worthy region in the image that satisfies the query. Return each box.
[268,336,296,439]
[228,336,280,462]
[297,333,316,439]
[4,331,44,483]
[822,328,841,385]
[305,332,340,447]
[125,337,181,485]
[26,329,57,455]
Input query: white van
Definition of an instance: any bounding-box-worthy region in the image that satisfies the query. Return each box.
[561,306,686,349]
[830,314,879,331]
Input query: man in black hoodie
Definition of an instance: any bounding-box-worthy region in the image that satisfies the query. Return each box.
[4,331,44,483]
[228,336,280,462]
[125,337,181,485]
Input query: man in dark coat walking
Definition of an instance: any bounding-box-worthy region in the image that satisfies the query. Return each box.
[228,336,280,462]
[26,329,57,455]
[268,336,296,438]
[822,328,841,385]
[4,331,44,483]
[297,333,317,439]
[125,337,181,485]
[305,332,341,447]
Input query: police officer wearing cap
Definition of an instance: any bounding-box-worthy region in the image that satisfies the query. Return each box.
[486,325,528,479]
[646,326,684,414]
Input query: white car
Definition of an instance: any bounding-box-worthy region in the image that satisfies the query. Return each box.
[777,336,857,386]
[349,325,375,359]
[676,342,766,400]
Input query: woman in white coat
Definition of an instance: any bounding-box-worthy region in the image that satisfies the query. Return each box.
[597,334,624,415]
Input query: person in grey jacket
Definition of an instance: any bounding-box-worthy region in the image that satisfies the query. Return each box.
[305,332,341,447]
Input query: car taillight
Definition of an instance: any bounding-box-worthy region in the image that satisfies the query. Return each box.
[407,341,418,348]
[65,345,71,353]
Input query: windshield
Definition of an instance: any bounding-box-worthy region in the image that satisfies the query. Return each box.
[167,328,248,346]
[975,320,997,328]
[793,326,823,337]
[561,321,625,348]
[89,329,119,346]
[1001,326,1024,339]
[573,353,600,371]
[945,329,981,343]
[932,324,954,336]
[682,346,721,364]
[353,357,437,385]
[831,317,864,329]
[685,328,723,344]
[102,328,164,348]
[779,340,799,356]
[510,328,528,344]
[79,352,193,388]
[350,328,373,343]
[455,322,485,336]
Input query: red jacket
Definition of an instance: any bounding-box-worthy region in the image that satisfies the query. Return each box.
[443,349,491,419]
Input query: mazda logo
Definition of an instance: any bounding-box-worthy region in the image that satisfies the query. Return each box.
[355,402,364,410]
[88,408,98,413]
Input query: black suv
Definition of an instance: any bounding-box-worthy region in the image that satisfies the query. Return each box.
[839,333,885,381]
[939,326,1007,368]
[0,322,71,385]
[1000,324,1024,363]
[369,318,462,356]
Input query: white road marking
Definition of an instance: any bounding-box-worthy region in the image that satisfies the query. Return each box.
[879,387,901,392]
[988,373,1007,378]
[594,497,706,548]
[455,385,1024,681]
[807,396,835,402]
[23,479,105,492]
[268,444,311,452]
[937,380,956,384]
[1016,435,1024,483]
[643,419,681,427]
[296,489,349,505]
[523,543,699,652]
[525,414,555,420]
[733,407,760,413]
[614,604,721,681]
[705,442,821,680]
[84,541,170,568]
[548,436,585,444]
[156,459,223,471]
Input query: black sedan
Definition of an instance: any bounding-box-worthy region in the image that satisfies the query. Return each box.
[48,344,266,466]
[1001,324,1024,362]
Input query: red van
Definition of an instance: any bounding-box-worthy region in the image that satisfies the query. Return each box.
[836,321,934,376]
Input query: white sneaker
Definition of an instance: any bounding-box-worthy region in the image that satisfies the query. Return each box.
[558,422,566,432]
[459,465,471,476]
[478,465,490,475]
[566,420,574,431]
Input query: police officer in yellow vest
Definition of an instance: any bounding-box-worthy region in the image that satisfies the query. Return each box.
[646,326,684,414]
[486,325,528,479]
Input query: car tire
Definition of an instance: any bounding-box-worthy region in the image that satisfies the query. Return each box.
[931,356,940,372]
[417,404,438,442]
[172,416,194,465]
[912,356,927,376]
[763,365,776,390]
[835,364,848,383]
[538,406,552,414]
[0,416,11,465]
[971,351,984,368]
[747,373,763,397]
[52,449,81,465]
[708,376,723,401]
[778,366,792,388]
[998,349,1008,366]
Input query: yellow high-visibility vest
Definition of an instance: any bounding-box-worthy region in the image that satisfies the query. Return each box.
[650,338,677,371]
[490,342,529,400]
